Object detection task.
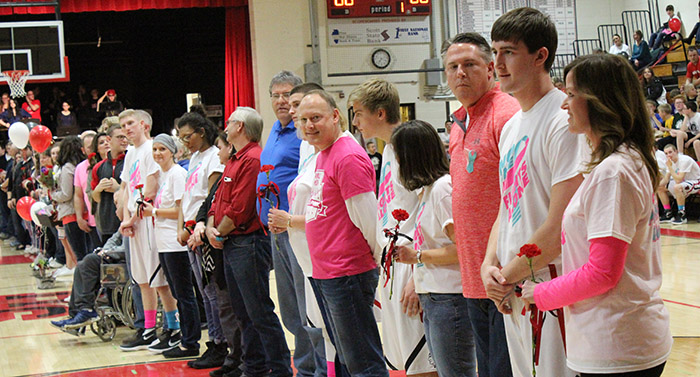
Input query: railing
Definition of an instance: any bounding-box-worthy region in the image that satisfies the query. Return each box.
[549,53,576,80]
[647,0,661,31]
[597,24,629,53]
[622,10,654,47]
[572,39,602,57]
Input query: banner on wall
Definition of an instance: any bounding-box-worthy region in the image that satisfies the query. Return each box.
[328,17,431,46]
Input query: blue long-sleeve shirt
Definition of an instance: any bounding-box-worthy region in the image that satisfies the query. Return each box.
[256,119,301,226]
[631,40,651,64]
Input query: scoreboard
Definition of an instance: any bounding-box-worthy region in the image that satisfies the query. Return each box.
[327,0,432,18]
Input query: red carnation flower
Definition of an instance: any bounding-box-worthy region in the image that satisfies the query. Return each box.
[518,244,542,259]
[184,220,197,229]
[392,209,409,222]
[135,184,144,190]
[260,164,275,173]
[88,153,96,160]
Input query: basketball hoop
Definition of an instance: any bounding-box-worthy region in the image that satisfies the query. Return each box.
[2,70,30,98]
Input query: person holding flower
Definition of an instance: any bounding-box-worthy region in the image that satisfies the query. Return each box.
[299,89,386,377]
[393,120,476,377]
[519,54,672,376]
[139,133,198,358]
[175,111,228,365]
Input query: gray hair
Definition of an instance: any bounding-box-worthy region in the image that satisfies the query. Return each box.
[269,70,303,94]
[153,133,178,154]
[441,32,493,64]
[229,106,263,143]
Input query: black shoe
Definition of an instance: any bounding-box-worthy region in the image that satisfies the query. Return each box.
[147,329,181,354]
[163,346,199,359]
[188,341,215,367]
[121,328,145,346]
[210,365,236,377]
[223,366,244,377]
[189,341,228,369]
[660,210,673,223]
[120,328,157,351]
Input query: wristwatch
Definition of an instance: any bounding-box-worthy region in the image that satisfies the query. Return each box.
[416,250,423,264]
[152,208,157,218]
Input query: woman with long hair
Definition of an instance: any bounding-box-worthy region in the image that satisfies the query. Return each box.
[391,120,475,377]
[520,54,672,376]
[51,136,90,273]
[0,98,31,125]
[641,67,667,105]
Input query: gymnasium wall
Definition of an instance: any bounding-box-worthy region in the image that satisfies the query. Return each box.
[247,0,698,144]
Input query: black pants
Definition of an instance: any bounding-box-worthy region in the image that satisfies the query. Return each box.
[159,251,201,350]
[580,362,665,377]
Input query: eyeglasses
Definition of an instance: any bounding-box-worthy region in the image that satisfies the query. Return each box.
[179,131,196,142]
[270,92,291,101]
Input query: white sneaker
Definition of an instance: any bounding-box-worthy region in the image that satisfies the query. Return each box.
[48,259,64,269]
[63,295,71,303]
[53,266,74,278]
[25,246,37,255]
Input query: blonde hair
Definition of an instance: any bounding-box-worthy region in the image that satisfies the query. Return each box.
[118,109,153,134]
[348,78,401,124]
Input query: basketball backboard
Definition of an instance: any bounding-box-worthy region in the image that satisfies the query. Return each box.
[0,20,68,83]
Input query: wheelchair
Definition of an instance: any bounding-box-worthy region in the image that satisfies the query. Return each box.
[90,256,137,341]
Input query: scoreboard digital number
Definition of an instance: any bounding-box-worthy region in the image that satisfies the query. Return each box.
[327,0,432,18]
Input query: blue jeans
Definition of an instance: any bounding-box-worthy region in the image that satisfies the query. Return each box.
[123,238,145,329]
[189,248,225,344]
[222,231,291,377]
[308,277,351,377]
[419,293,476,377]
[159,251,201,349]
[272,232,326,377]
[466,298,512,377]
[313,269,387,377]
[11,208,29,246]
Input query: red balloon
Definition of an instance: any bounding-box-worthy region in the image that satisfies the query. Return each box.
[669,18,681,33]
[29,125,53,153]
[16,196,36,222]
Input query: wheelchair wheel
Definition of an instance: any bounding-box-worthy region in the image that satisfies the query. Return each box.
[119,283,136,329]
[91,315,117,342]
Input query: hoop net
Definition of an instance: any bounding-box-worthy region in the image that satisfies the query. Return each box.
[2,70,30,98]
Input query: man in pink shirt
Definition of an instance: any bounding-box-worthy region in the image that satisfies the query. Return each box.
[444,32,520,377]
[300,90,387,377]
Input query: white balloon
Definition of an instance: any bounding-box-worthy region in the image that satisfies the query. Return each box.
[9,122,29,149]
[30,201,47,227]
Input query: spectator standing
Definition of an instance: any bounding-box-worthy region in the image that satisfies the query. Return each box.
[484,8,583,377]
[300,90,387,377]
[98,89,124,118]
[91,125,127,246]
[207,107,292,377]
[22,90,41,121]
[348,78,436,377]
[442,31,520,377]
[256,71,325,377]
[57,101,79,136]
[366,140,382,193]
[520,53,672,377]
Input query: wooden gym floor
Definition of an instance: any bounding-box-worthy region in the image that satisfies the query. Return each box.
[0,223,699,377]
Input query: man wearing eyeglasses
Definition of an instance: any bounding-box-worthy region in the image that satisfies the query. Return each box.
[255,70,326,377]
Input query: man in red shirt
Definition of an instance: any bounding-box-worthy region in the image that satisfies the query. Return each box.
[22,90,41,121]
[206,106,292,377]
[444,32,520,377]
[687,46,700,86]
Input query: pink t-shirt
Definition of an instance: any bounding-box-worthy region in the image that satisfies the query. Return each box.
[74,159,96,227]
[449,84,520,298]
[306,136,377,279]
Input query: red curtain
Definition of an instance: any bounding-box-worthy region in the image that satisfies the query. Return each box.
[224,6,254,117]
[0,0,255,115]
[0,0,246,14]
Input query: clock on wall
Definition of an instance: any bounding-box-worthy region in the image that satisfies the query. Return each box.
[371,48,391,69]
